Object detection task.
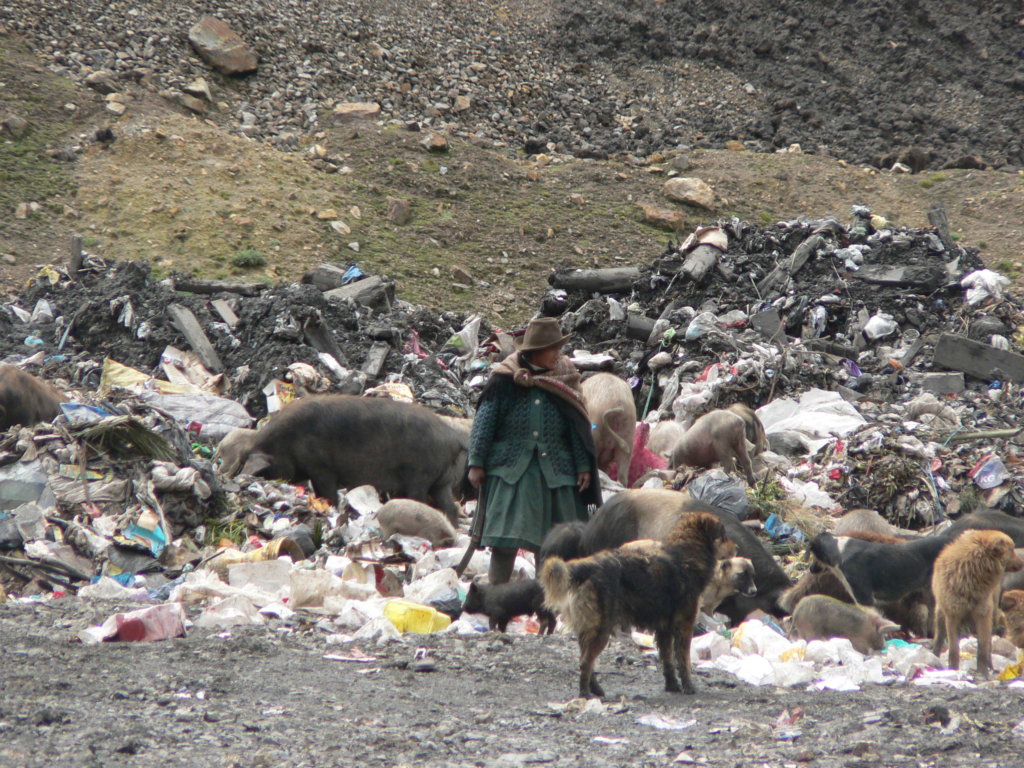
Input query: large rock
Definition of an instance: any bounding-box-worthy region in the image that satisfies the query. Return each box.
[332,102,381,120]
[387,197,411,226]
[84,70,118,94]
[663,177,715,209]
[188,16,258,76]
[1,114,29,139]
[639,203,685,231]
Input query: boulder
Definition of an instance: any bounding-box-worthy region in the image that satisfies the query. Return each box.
[188,16,258,76]
[332,102,381,120]
[663,177,715,209]
[1,114,29,139]
[639,203,685,231]
[421,133,448,152]
[84,70,118,94]
[386,198,411,226]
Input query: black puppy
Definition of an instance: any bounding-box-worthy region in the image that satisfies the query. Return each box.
[462,579,556,634]
[810,531,954,606]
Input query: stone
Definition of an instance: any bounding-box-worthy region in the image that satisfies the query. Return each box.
[724,140,746,151]
[84,70,118,94]
[106,101,126,116]
[918,372,965,396]
[183,78,213,102]
[330,220,351,236]
[14,202,30,219]
[1,114,29,139]
[454,94,471,112]
[1,254,15,265]
[386,197,411,226]
[179,94,208,114]
[421,133,448,152]
[452,266,474,284]
[639,203,684,231]
[316,209,339,220]
[332,102,381,120]
[663,177,715,209]
[188,16,258,76]
[568,193,585,206]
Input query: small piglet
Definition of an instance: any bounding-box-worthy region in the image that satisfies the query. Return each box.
[789,594,898,655]
[462,579,556,634]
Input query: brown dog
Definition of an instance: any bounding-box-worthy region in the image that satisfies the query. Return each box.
[670,404,767,485]
[932,530,1024,677]
[0,365,65,431]
[998,590,1024,651]
[540,511,731,699]
[701,557,757,616]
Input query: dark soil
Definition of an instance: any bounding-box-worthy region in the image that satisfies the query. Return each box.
[1,599,1022,768]
[550,0,1024,169]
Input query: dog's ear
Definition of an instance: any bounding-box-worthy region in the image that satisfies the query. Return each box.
[1001,591,1023,611]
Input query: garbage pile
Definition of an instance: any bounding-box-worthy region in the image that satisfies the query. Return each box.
[3,202,1024,690]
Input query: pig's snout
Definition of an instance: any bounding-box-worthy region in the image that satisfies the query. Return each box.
[1008,551,1024,573]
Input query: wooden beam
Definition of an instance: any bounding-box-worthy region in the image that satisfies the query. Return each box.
[167,304,224,372]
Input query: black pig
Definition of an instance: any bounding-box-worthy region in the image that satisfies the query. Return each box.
[239,395,465,523]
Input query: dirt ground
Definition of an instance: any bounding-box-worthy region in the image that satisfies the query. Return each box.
[1,598,1022,768]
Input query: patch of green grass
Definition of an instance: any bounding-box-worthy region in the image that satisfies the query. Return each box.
[230,248,266,268]
[757,210,774,226]
[950,231,961,242]
[82,236,101,248]
[204,516,247,547]
[919,172,948,190]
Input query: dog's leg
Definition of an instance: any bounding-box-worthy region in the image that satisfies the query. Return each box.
[675,610,698,695]
[578,629,610,699]
[945,611,961,672]
[655,628,681,692]
[931,606,946,654]
[975,597,995,679]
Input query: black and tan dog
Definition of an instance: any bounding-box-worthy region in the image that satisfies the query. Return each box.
[540,511,732,699]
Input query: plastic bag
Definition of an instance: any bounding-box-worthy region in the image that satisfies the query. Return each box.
[684,311,719,341]
[969,453,1010,490]
[862,313,898,340]
[688,470,751,520]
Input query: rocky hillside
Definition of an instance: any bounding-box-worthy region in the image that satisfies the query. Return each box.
[1,1,1022,319]
[5,0,1022,166]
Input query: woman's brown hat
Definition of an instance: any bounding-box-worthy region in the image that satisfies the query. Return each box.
[516,317,572,352]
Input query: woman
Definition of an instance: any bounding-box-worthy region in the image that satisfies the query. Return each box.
[467,317,601,585]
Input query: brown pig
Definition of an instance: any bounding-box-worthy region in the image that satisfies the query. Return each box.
[582,373,636,486]
[998,590,1024,651]
[789,594,899,655]
[647,420,685,461]
[375,498,457,548]
[670,403,767,485]
[0,365,65,431]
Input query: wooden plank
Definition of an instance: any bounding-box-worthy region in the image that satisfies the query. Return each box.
[68,234,83,276]
[210,299,239,328]
[167,304,224,373]
[932,333,1024,383]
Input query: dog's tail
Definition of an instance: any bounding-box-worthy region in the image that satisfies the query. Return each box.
[539,556,572,614]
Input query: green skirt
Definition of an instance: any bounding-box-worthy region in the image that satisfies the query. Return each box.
[480,456,588,552]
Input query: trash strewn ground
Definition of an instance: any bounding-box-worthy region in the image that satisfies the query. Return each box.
[4,204,1024,765]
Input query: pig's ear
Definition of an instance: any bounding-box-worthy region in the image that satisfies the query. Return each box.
[880,622,902,638]
[240,452,273,476]
[1000,593,1019,611]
